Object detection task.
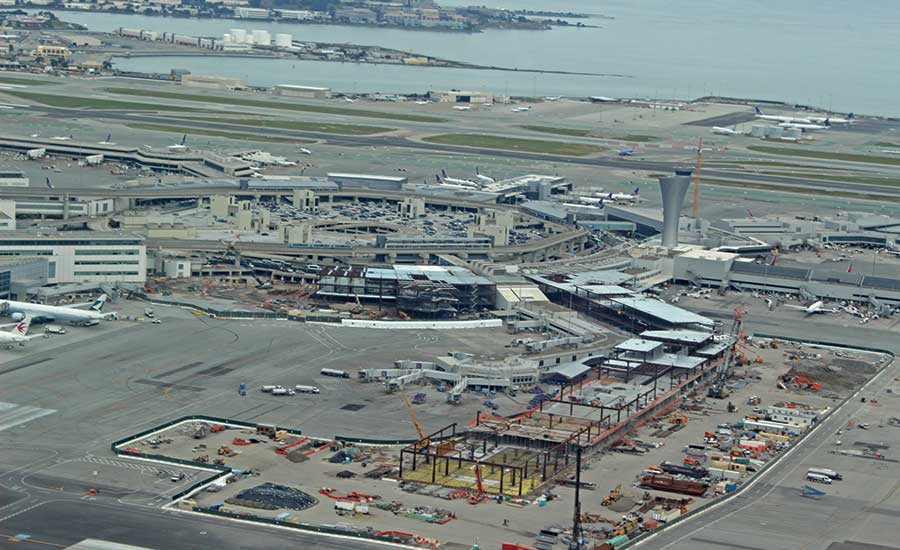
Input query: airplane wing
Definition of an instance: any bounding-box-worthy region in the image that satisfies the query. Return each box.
[782,305,808,311]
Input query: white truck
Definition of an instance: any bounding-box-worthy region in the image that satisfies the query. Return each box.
[295,385,320,394]
[271,387,295,396]
[807,467,842,481]
[806,472,832,484]
[261,385,282,393]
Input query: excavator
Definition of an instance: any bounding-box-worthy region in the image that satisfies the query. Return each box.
[602,484,623,506]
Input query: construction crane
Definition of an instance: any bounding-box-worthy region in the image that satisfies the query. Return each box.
[602,484,623,506]
[692,138,703,219]
[468,463,486,504]
[708,304,746,399]
[403,396,429,449]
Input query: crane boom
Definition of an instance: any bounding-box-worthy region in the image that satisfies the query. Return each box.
[692,138,703,219]
[404,396,428,444]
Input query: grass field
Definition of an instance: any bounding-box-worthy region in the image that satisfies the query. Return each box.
[0,76,59,86]
[747,145,900,167]
[423,133,604,156]
[519,125,592,137]
[871,142,900,148]
[618,134,659,142]
[703,178,900,203]
[103,88,446,123]
[174,115,392,136]
[126,123,311,144]
[0,90,197,111]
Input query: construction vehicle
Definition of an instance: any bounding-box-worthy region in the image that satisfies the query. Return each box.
[257,424,277,439]
[210,424,226,433]
[412,392,427,405]
[708,304,746,399]
[602,484,623,506]
[217,445,236,457]
[468,463,486,504]
[398,311,411,321]
[612,516,640,537]
[670,413,688,425]
[403,396,429,449]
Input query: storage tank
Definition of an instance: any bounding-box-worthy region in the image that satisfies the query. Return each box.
[764,126,784,139]
[750,125,766,138]
[658,169,692,248]
[782,127,802,139]
[230,28,246,43]
[251,29,271,46]
[275,33,292,48]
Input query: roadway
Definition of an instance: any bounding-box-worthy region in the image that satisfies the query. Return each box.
[11,105,900,198]
[632,316,900,550]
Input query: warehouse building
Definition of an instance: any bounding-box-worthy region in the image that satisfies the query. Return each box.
[428,90,494,104]
[0,232,146,284]
[328,173,408,191]
[274,85,332,99]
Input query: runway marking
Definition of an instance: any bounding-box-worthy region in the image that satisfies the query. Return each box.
[0,403,56,432]
[133,379,205,392]
[152,361,204,379]
[0,358,54,376]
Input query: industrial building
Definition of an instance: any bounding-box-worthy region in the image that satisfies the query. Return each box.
[0,167,28,187]
[0,232,146,284]
[428,90,494,104]
[181,74,247,90]
[274,85,332,99]
[327,173,408,191]
[316,265,495,316]
[0,257,49,299]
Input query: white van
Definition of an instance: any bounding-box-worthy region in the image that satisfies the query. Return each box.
[295,385,321,394]
[45,325,67,335]
[806,472,832,484]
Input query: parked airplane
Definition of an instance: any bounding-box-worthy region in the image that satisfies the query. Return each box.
[414,100,430,105]
[712,126,741,136]
[618,147,637,157]
[511,106,532,112]
[51,135,72,141]
[575,196,605,207]
[474,167,495,184]
[784,300,841,315]
[808,114,853,125]
[440,169,480,188]
[607,188,640,202]
[298,147,312,155]
[453,106,471,111]
[778,121,828,131]
[168,135,188,151]
[98,133,116,145]
[343,97,356,103]
[754,106,812,124]
[2,294,116,325]
[0,316,40,348]
[543,96,562,101]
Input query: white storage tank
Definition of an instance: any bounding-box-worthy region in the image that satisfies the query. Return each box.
[251,29,271,46]
[275,33,292,48]
[230,28,247,43]
[764,126,784,139]
[750,125,767,138]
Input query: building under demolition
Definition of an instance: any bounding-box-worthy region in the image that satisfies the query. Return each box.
[316,265,495,316]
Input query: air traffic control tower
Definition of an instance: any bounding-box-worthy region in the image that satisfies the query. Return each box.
[659,169,692,248]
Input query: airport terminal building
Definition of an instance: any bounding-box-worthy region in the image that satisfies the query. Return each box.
[0,232,147,285]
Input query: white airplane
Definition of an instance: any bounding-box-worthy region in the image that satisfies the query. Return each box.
[607,187,641,202]
[436,172,479,189]
[808,114,853,125]
[474,167,495,184]
[415,101,430,105]
[590,96,617,102]
[754,107,812,124]
[168,134,188,151]
[778,121,828,131]
[712,126,741,136]
[784,300,841,316]
[543,96,561,101]
[98,133,116,145]
[575,196,605,206]
[299,147,312,155]
[51,135,72,141]
[511,106,532,112]
[0,316,40,348]
[453,106,471,111]
[343,97,356,103]
[2,294,116,325]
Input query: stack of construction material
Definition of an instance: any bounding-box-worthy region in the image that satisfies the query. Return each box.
[226,483,318,511]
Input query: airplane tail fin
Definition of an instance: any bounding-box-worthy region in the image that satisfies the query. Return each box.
[598,198,604,208]
[755,106,761,114]
[747,208,754,219]
[90,294,108,312]
[824,118,830,127]
[181,134,187,145]
[436,174,443,183]
[441,168,448,177]
[848,113,855,120]
[105,133,111,142]
[848,263,853,273]
[45,177,53,190]
[634,187,639,195]
[14,316,30,336]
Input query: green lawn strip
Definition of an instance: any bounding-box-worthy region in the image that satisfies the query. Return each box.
[423,133,604,156]
[103,87,446,123]
[0,76,59,86]
[126,123,311,144]
[0,90,197,111]
[703,178,900,203]
[752,171,900,188]
[519,125,591,137]
[172,115,392,136]
[747,145,900,167]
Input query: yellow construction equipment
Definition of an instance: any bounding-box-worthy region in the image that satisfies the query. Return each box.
[602,484,623,506]
[613,517,640,537]
[670,413,688,425]
[404,396,430,449]
[217,445,236,457]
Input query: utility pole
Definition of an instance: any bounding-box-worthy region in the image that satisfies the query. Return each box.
[569,446,583,550]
